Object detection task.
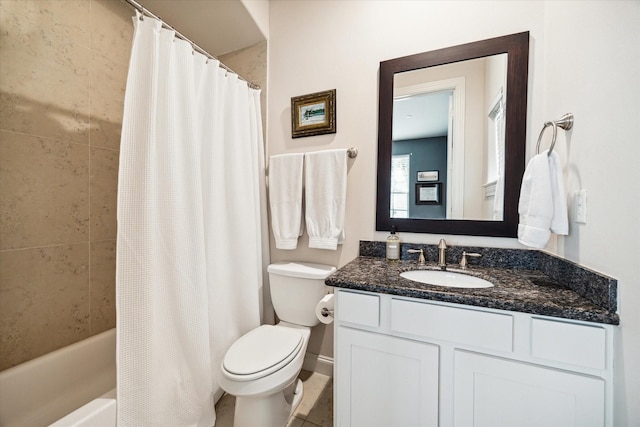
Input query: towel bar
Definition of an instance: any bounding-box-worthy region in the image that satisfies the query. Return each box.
[536,113,574,155]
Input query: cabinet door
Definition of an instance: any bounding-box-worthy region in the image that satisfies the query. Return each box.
[453,350,605,427]
[336,326,439,427]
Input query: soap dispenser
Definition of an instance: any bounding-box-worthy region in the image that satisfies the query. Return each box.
[386,225,400,260]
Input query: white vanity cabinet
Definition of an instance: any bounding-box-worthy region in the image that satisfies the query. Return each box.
[336,327,439,426]
[453,350,605,427]
[334,289,614,427]
[335,291,439,426]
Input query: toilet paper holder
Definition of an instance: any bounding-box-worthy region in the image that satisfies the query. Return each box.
[321,307,334,318]
[316,294,335,324]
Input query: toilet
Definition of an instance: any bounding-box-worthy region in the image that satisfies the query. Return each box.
[219,261,336,427]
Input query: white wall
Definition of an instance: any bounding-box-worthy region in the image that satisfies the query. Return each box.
[268,1,639,424]
[241,0,269,41]
[541,3,640,425]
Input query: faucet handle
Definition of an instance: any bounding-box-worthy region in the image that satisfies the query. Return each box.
[460,251,482,270]
[407,248,426,265]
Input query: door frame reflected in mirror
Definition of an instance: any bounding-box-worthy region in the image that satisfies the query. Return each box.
[376,32,529,237]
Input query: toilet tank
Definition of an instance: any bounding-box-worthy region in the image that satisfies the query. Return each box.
[268,262,336,327]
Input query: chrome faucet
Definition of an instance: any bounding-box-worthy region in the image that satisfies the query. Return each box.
[407,248,425,265]
[437,239,447,269]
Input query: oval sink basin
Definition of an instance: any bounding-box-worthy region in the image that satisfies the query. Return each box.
[400,270,494,288]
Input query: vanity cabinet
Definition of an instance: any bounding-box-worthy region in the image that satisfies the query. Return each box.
[453,350,605,427]
[336,328,439,426]
[334,289,614,427]
[335,290,439,426]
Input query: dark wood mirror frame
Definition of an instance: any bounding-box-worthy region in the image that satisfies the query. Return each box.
[376,31,529,237]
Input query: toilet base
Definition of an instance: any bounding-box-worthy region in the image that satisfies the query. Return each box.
[232,378,304,427]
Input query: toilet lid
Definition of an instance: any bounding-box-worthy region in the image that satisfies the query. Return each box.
[223,325,303,380]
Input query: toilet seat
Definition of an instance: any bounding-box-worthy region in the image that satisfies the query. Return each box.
[222,325,303,382]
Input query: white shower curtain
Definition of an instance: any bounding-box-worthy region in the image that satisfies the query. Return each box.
[116,14,270,426]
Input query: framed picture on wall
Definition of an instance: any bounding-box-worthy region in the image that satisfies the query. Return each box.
[416,183,442,205]
[291,89,336,138]
[417,170,439,182]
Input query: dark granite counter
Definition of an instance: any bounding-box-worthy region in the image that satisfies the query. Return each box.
[326,242,619,325]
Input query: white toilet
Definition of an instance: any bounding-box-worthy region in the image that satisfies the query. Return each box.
[219,261,336,427]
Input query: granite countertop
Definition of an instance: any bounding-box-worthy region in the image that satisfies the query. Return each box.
[326,256,620,325]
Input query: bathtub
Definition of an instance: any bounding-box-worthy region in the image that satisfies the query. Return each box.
[49,388,116,427]
[0,329,116,427]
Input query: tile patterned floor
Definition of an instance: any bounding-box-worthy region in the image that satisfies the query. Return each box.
[214,370,333,427]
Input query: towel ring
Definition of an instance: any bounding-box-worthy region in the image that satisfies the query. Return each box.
[536,113,574,156]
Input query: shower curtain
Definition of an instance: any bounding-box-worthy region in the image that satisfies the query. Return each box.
[116,13,270,426]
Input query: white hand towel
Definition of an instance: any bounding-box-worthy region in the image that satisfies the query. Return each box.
[518,151,554,248]
[268,153,304,250]
[305,149,348,250]
[549,151,568,235]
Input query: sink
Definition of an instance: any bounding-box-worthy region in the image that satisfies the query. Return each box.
[400,270,494,288]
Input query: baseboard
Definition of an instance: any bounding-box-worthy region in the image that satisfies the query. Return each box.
[302,352,334,377]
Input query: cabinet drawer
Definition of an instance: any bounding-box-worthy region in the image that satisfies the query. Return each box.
[531,318,606,369]
[336,291,380,327]
[391,299,513,352]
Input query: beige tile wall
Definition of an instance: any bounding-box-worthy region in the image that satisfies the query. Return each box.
[0,0,133,371]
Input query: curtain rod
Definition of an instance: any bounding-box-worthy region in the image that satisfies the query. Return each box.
[121,0,261,90]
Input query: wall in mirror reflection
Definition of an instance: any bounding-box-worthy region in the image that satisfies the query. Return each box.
[391,53,507,221]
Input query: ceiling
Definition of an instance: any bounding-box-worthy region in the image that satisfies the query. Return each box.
[139,0,265,57]
[392,91,451,141]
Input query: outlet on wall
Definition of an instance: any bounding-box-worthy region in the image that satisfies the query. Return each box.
[575,189,587,224]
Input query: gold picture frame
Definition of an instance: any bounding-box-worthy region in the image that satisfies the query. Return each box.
[291,89,336,138]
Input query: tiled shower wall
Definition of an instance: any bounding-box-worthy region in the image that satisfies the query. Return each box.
[0,0,133,371]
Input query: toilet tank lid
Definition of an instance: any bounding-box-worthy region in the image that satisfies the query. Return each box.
[268,262,336,280]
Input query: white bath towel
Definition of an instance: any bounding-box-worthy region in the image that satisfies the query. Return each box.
[305,149,348,250]
[268,153,304,250]
[518,150,568,248]
[549,150,569,235]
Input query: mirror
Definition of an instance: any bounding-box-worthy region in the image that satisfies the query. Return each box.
[376,32,529,237]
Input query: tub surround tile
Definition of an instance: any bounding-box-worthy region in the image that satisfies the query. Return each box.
[336,241,619,325]
[0,243,91,371]
[90,240,116,333]
[0,0,91,48]
[0,0,128,371]
[0,130,90,250]
[89,51,127,150]
[0,4,91,145]
[90,147,119,241]
[90,0,134,66]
